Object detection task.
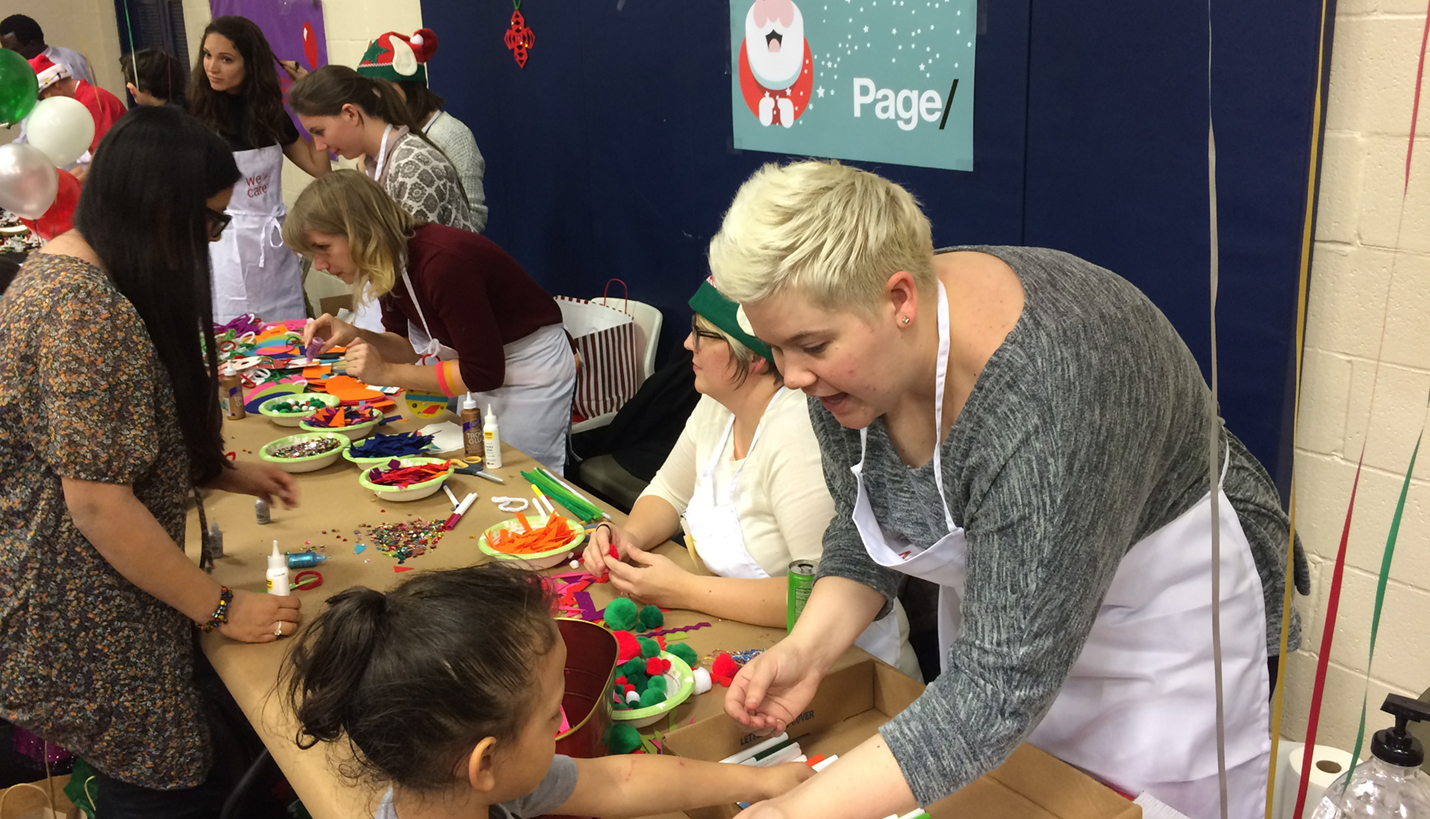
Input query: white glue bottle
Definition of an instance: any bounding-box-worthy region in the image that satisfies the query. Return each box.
[483,404,503,469]
[266,541,290,596]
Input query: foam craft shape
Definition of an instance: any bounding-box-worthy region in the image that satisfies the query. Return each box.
[605,597,639,631]
[405,392,449,418]
[302,365,331,380]
[322,375,385,405]
[244,383,305,413]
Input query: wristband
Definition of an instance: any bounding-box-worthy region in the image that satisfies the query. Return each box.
[200,586,233,633]
[434,360,459,397]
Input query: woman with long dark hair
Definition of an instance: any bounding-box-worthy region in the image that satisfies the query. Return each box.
[0,107,304,814]
[188,15,329,323]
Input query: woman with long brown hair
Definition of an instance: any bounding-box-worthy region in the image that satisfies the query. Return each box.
[188,15,330,323]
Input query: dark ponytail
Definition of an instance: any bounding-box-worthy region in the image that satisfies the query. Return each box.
[289,66,436,151]
[282,564,557,792]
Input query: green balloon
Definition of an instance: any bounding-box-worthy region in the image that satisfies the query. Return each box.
[0,49,38,127]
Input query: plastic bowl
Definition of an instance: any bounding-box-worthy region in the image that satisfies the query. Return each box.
[300,410,382,441]
[609,652,696,728]
[477,515,588,569]
[356,456,456,502]
[258,393,340,427]
[259,433,350,474]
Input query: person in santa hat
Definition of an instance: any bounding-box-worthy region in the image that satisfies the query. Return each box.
[370,29,488,233]
[186,15,330,324]
[29,54,125,162]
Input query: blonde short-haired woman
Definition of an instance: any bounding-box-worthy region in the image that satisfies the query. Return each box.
[715,161,1300,819]
[289,170,575,472]
[581,280,919,677]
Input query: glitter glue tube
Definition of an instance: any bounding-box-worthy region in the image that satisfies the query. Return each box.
[286,552,328,569]
[254,498,271,525]
[266,541,290,596]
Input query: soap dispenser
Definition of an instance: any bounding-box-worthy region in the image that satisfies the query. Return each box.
[1312,693,1430,818]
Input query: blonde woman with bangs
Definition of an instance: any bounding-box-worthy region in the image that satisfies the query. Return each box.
[581,279,918,678]
[713,161,1304,819]
[290,170,576,472]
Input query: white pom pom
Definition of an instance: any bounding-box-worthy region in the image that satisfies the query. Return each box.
[692,667,712,695]
[410,33,423,47]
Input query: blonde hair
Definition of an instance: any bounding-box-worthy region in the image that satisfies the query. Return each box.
[694,314,782,388]
[708,160,936,314]
[283,169,417,304]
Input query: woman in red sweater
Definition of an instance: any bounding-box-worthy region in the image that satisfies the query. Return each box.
[289,170,576,472]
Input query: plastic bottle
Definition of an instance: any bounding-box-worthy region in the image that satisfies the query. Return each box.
[286,552,329,569]
[220,368,245,420]
[483,403,503,469]
[266,541,290,596]
[1311,693,1430,819]
[254,498,271,525]
[460,393,484,466]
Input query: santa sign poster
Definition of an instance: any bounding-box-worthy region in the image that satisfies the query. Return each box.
[731,0,975,171]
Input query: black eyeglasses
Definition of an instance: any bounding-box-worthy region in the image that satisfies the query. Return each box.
[205,207,232,241]
[691,315,725,349]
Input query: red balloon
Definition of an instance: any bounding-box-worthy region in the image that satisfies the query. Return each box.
[19,168,80,241]
[302,22,319,69]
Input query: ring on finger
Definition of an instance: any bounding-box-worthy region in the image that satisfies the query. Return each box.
[275,622,284,637]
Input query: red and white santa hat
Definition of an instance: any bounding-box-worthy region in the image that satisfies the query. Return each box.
[28,54,69,92]
[357,29,439,84]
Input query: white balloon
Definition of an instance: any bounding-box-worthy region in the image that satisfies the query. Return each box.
[0,143,59,219]
[26,96,95,168]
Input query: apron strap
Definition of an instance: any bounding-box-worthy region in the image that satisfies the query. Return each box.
[372,124,395,182]
[930,281,957,532]
[400,267,437,345]
[702,387,788,506]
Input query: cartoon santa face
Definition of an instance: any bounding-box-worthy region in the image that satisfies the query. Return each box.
[745,0,805,91]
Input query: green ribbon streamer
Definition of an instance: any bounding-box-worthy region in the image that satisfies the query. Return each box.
[1342,395,1426,789]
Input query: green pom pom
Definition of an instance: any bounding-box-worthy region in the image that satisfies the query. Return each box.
[638,605,664,631]
[667,643,699,668]
[604,598,639,631]
[621,658,646,678]
[626,671,649,691]
[604,723,642,754]
[638,637,660,658]
[638,687,667,708]
[648,675,668,693]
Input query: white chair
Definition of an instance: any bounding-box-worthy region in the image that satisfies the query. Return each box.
[571,297,663,434]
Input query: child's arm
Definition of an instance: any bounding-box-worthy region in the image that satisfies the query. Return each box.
[554,756,813,819]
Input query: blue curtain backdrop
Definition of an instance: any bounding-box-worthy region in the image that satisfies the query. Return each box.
[421,0,1332,498]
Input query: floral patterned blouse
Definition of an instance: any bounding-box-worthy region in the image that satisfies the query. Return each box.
[0,253,210,788]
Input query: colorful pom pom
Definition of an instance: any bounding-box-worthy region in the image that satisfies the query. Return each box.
[638,637,660,658]
[645,655,666,676]
[667,642,700,668]
[637,604,664,631]
[613,630,641,663]
[604,723,642,754]
[605,597,639,631]
[621,657,647,678]
[711,652,739,687]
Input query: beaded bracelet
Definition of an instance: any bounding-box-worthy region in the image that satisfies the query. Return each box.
[200,586,233,633]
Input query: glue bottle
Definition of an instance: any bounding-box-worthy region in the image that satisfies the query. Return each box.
[483,403,503,469]
[286,551,328,569]
[219,367,245,420]
[266,541,290,596]
[460,393,484,467]
[1311,693,1430,819]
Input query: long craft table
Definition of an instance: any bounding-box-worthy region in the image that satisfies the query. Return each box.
[186,408,812,819]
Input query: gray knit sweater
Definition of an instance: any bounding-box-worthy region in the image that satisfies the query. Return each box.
[810,246,1303,804]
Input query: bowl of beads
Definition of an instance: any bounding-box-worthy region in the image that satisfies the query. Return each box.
[300,405,383,441]
[357,456,456,502]
[478,513,588,569]
[343,431,439,468]
[259,432,350,473]
[258,393,341,427]
[609,643,696,729]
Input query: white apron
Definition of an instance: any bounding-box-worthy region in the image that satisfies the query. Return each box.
[210,145,306,324]
[851,282,1269,819]
[685,390,905,670]
[400,270,577,474]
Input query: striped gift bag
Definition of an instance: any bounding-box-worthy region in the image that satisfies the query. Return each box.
[555,288,639,421]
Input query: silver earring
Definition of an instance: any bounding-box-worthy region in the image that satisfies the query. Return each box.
[901,316,911,325]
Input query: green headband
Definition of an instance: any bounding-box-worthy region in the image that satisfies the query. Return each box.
[688,281,772,360]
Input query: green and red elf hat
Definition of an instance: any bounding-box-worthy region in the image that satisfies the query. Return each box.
[357,28,438,84]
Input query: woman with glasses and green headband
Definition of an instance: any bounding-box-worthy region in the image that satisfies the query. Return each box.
[581,279,919,678]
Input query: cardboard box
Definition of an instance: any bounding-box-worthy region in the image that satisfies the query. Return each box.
[662,660,1140,819]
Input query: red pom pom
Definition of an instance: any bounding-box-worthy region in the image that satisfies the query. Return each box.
[660,658,672,673]
[623,683,636,694]
[645,656,664,676]
[613,630,641,663]
[615,676,627,685]
[711,652,738,687]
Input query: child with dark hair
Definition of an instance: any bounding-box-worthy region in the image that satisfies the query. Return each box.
[120,48,187,107]
[284,564,811,819]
